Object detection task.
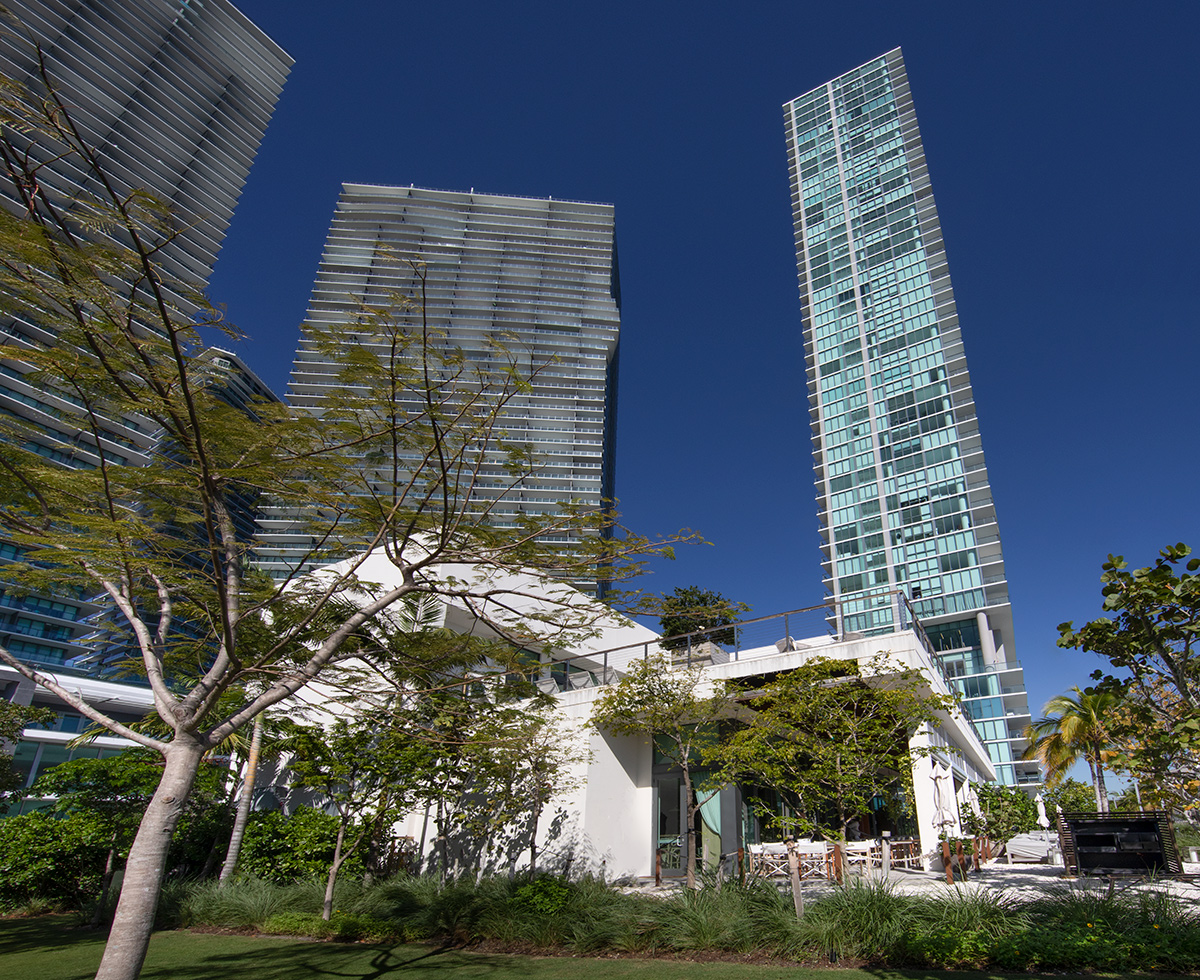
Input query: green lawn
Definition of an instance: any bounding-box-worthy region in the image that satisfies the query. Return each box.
[0,916,1175,980]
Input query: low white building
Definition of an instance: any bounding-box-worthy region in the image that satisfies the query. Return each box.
[318,552,999,878]
[424,626,995,880]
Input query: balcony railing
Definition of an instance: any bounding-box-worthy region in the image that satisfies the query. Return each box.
[517,590,950,694]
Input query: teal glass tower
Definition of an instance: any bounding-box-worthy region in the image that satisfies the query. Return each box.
[783,49,1038,787]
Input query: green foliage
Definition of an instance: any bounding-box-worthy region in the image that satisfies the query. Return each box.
[960,782,1038,844]
[1023,686,1119,811]
[0,811,110,909]
[591,653,733,886]
[1175,821,1200,847]
[29,750,232,881]
[238,808,365,885]
[179,877,323,928]
[141,872,1200,972]
[259,910,398,943]
[713,654,954,838]
[0,45,693,971]
[1044,776,1097,814]
[511,876,573,915]
[0,701,53,809]
[1058,543,1200,808]
[656,586,750,651]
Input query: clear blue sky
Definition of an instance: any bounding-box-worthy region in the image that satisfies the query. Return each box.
[209,0,1199,731]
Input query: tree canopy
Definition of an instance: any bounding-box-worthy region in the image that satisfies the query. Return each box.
[656,586,749,651]
[1058,543,1200,809]
[960,783,1038,846]
[0,52,692,980]
[711,654,954,840]
[1023,687,1119,812]
[591,652,732,888]
[0,700,52,810]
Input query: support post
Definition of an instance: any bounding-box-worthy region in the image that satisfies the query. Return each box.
[786,842,804,919]
[881,831,891,878]
[655,848,662,887]
[942,841,954,884]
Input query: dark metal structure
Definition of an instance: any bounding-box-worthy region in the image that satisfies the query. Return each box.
[1056,810,1182,877]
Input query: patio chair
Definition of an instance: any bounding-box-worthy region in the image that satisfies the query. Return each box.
[843,840,878,874]
[747,842,789,877]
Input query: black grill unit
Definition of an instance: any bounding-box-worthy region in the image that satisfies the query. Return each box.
[1056,810,1182,877]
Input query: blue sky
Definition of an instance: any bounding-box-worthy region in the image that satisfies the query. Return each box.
[209,0,1199,734]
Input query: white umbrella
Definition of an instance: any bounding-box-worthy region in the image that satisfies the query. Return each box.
[931,763,957,831]
[961,783,983,820]
[1035,792,1051,830]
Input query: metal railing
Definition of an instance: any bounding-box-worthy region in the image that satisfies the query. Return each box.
[524,590,949,694]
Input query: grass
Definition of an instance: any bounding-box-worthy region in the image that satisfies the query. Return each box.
[0,915,1166,980]
[15,874,1200,976]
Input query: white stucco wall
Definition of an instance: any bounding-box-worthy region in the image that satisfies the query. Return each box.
[390,628,996,879]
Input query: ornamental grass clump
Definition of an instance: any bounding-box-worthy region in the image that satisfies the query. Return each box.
[898,887,1028,969]
[179,878,323,929]
[168,871,1200,972]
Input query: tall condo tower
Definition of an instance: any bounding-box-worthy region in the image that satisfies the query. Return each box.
[0,0,290,672]
[783,50,1037,787]
[265,184,621,586]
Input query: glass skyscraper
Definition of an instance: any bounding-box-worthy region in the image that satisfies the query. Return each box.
[783,49,1037,787]
[261,184,622,589]
[0,0,290,673]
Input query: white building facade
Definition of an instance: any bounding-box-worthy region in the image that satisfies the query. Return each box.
[387,612,993,880]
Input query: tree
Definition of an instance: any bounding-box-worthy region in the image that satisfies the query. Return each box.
[712,654,955,840]
[1058,544,1200,809]
[218,713,265,884]
[0,56,691,980]
[470,705,586,878]
[30,751,226,926]
[1044,777,1098,815]
[279,714,415,920]
[591,652,733,888]
[1022,687,1119,813]
[960,783,1037,847]
[0,700,53,810]
[656,586,750,651]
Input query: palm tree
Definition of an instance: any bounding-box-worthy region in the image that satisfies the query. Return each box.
[1023,687,1120,813]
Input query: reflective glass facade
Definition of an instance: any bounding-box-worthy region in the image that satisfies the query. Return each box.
[0,0,289,674]
[784,50,1037,787]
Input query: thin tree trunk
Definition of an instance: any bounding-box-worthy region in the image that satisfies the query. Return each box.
[95,740,205,980]
[323,819,348,921]
[91,836,119,929]
[1085,757,1102,811]
[681,761,697,889]
[1094,746,1109,814]
[219,713,263,883]
[527,795,541,880]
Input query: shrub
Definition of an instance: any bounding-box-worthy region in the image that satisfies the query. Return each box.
[512,876,573,915]
[261,911,335,939]
[180,878,323,928]
[238,807,365,884]
[0,811,110,909]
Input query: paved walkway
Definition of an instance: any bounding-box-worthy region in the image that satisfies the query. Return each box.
[628,861,1200,903]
